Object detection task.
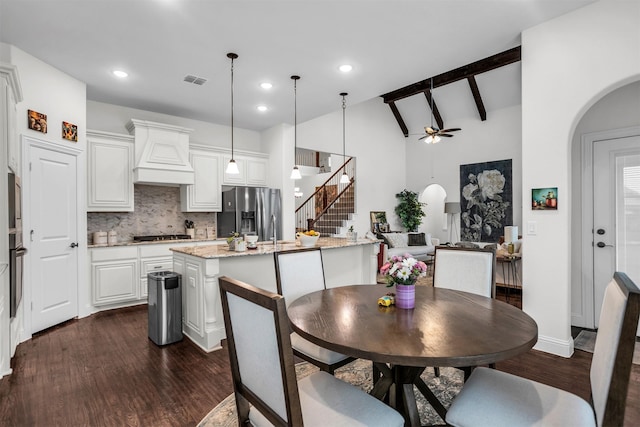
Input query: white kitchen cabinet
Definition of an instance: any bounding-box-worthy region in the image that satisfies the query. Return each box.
[91,246,139,306]
[90,241,218,309]
[1,63,22,176]
[222,154,267,186]
[139,244,180,298]
[87,130,134,212]
[180,148,222,212]
[246,157,268,186]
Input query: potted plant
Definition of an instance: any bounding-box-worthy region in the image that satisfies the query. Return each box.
[226,231,241,250]
[347,225,357,242]
[394,189,426,232]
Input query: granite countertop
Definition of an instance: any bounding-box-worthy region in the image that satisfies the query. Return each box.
[170,237,380,259]
[88,237,224,249]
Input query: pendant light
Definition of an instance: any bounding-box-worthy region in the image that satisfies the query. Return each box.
[290,75,302,180]
[225,52,240,175]
[339,92,350,184]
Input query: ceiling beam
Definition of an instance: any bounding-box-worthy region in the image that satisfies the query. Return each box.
[380,46,520,137]
[381,46,521,103]
[467,76,487,121]
[423,90,444,130]
[387,101,409,137]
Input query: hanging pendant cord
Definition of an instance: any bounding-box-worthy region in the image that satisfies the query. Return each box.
[227,53,237,159]
[230,56,234,158]
[294,78,297,165]
[342,94,346,163]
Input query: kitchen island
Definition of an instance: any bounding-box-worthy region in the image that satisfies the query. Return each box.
[170,238,380,352]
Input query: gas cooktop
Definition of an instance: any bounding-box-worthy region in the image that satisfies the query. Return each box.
[133,234,192,242]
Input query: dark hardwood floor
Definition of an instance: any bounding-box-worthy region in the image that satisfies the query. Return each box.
[1,301,639,426]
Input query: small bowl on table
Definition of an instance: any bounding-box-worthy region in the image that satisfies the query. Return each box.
[297,232,320,247]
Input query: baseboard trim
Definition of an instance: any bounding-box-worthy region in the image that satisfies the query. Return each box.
[534,333,573,358]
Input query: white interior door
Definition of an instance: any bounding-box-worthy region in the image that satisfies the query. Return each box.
[593,135,640,329]
[29,145,78,333]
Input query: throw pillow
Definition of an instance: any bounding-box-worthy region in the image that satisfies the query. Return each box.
[455,241,480,249]
[408,233,426,246]
[381,233,408,248]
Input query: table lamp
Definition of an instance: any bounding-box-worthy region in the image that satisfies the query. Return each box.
[504,226,518,255]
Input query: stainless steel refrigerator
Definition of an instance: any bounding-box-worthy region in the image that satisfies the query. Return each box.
[217,186,282,242]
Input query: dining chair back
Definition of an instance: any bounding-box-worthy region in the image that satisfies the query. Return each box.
[274,248,355,374]
[433,245,496,298]
[218,276,405,427]
[446,271,640,427]
[274,247,326,307]
[590,271,640,426]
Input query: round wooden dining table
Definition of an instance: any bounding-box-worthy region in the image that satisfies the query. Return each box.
[287,284,538,426]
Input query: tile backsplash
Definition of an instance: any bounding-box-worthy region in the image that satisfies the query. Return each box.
[87,184,217,244]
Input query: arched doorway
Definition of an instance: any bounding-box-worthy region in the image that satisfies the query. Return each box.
[571,80,640,331]
[419,184,447,243]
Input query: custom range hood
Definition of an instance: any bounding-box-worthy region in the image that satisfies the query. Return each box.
[126,119,194,185]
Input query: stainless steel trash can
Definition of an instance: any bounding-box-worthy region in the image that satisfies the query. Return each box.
[148,271,183,346]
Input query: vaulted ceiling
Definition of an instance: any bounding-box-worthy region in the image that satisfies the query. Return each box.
[381,47,521,137]
[0,0,594,132]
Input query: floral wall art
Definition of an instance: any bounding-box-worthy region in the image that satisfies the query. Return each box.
[459,159,513,243]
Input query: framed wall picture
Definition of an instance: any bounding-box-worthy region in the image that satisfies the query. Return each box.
[62,121,78,142]
[459,159,513,243]
[532,187,558,210]
[370,211,387,233]
[28,109,47,133]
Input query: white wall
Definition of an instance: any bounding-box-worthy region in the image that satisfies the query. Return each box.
[4,44,88,338]
[87,100,261,151]
[522,0,640,356]
[570,81,640,326]
[406,104,523,239]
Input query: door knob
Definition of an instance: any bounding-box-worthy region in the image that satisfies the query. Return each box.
[70,242,79,248]
[596,242,613,248]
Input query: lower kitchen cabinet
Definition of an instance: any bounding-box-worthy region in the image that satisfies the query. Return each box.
[89,241,222,311]
[91,246,139,306]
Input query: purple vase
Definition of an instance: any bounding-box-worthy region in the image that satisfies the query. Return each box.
[395,284,416,309]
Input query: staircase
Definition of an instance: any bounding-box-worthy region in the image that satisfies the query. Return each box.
[313,186,355,235]
[295,157,356,237]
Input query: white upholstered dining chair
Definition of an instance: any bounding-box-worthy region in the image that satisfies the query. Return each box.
[433,245,497,298]
[218,276,405,427]
[446,271,640,427]
[432,245,497,378]
[274,248,355,374]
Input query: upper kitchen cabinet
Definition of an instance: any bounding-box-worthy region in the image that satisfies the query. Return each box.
[222,153,268,186]
[181,146,222,212]
[87,130,134,212]
[0,63,23,176]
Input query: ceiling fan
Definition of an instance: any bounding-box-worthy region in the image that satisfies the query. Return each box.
[418,78,461,144]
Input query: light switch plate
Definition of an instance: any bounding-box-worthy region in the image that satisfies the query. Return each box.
[527,221,537,235]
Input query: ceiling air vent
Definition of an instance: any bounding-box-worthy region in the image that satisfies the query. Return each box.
[183,75,207,85]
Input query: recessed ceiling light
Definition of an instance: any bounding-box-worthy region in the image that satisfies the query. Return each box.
[257,105,268,112]
[339,64,353,73]
[112,70,128,78]
[260,82,273,90]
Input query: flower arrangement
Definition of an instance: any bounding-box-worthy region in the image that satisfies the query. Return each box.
[380,254,427,287]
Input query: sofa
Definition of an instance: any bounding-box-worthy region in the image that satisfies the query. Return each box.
[378,232,440,262]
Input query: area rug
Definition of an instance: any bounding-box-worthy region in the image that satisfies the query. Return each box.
[198,359,463,426]
[574,330,640,365]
